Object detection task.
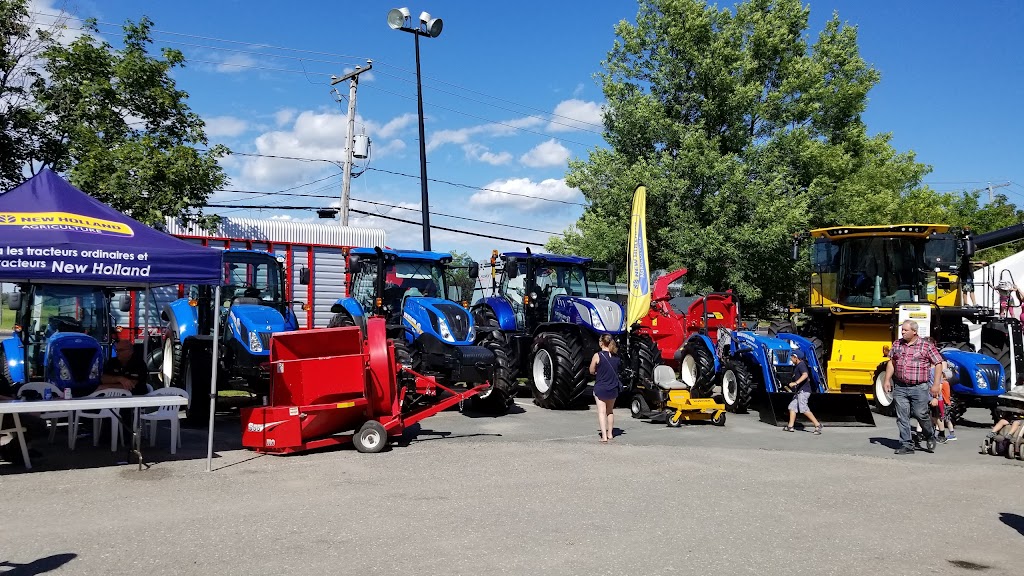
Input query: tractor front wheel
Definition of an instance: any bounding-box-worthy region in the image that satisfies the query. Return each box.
[529,331,588,409]
[680,343,714,397]
[721,360,755,414]
[328,312,356,329]
[471,326,516,415]
[874,368,895,417]
[182,348,213,427]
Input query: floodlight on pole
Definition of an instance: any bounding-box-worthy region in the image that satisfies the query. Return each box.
[387,7,443,251]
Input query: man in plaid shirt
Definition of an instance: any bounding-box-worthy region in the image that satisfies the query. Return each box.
[884,320,944,455]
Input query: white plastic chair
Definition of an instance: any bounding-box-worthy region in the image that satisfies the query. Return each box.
[16,382,73,447]
[139,387,188,455]
[71,388,130,451]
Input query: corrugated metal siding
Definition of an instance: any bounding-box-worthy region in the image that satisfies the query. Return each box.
[312,247,346,326]
[291,248,309,325]
[164,217,386,248]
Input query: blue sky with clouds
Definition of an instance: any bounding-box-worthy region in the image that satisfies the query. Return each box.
[25,0,1024,262]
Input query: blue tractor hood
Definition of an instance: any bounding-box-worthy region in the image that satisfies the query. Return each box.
[230,304,289,333]
[402,296,476,345]
[941,348,1005,396]
[44,332,103,389]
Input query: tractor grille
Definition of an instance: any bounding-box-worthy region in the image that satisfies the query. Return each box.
[978,364,1004,391]
[259,332,272,349]
[434,303,471,340]
[62,348,96,382]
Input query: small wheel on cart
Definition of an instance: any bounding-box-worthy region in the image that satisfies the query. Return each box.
[354,421,388,453]
[1008,442,1017,459]
[630,394,649,419]
[712,412,726,426]
[666,411,682,428]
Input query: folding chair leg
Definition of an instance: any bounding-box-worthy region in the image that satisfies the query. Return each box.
[47,419,57,443]
[170,419,178,455]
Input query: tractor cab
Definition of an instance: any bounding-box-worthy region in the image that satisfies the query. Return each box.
[1,284,116,391]
[496,252,598,332]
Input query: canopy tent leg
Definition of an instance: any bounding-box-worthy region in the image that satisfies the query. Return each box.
[142,286,151,363]
[206,285,221,472]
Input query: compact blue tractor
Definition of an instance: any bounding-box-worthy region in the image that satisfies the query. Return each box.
[919,346,1004,424]
[472,249,626,409]
[161,249,301,424]
[1,284,123,395]
[328,247,514,414]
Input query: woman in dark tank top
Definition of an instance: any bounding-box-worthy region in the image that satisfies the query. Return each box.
[590,334,622,443]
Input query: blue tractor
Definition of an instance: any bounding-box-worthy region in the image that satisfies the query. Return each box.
[1,284,125,395]
[915,346,1004,424]
[472,250,627,409]
[160,249,301,424]
[328,247,514,414]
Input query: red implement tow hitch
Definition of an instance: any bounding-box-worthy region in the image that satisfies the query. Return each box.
[241,317,486,454]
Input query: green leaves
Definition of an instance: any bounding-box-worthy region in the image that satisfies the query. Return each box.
[556,0,1012,314]
[0,1,226,230]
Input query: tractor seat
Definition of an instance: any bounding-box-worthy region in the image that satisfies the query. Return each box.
[654,365,689,390]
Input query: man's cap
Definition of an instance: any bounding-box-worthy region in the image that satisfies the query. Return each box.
[790,349,805,360]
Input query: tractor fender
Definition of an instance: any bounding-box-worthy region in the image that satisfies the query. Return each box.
[163,299,199,343]
[684,333,720,374]
[331,297,365,320]
[476,296,518,332]
[1,336,25,385]
[942,348,1006,397]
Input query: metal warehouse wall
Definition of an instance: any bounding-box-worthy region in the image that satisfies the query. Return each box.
[116,217,386,335]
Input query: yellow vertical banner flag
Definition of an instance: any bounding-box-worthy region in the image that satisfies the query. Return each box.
[626,185,651,328]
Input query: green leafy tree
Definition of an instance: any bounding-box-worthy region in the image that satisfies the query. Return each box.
[446,250,478,303]
[0,1,226,229]
[551,0,967,312]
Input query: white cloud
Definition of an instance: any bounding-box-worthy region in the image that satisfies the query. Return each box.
[468,177,582,211]
[520,139,570,168]
[216,53,257,73]
[274,108,296,127]
[462,143,512,166]
[375,113,417,139]
[427,116,545,152]
[204,115,249,138]
[29,1,89,45]
[548,99,604,132]
[572,83,585,98]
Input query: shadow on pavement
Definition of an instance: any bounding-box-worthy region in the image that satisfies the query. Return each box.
[999,512,1024,537]
[0,553,77,575]
[869,437,902,450]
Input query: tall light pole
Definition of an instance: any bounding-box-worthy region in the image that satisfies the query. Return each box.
[388,7,443,251]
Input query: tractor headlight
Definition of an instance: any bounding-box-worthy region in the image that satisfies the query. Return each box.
[467,324,477,341]
[249,330,263,353]
[590,309,606,331]
[58,359,71,382]
[976,371,988,389]
[89,357,100,380]
[437,318,454,342]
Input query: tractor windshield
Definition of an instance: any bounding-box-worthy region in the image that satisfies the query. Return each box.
[223,252,286,305]
[388,260,447,300]
[824,237,920,308]
[534,264,589,297]
[21,285,111,345]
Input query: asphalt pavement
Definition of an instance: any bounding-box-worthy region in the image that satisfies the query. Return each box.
[1,399,1022,576]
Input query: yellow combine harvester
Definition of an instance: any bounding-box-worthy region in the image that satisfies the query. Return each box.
[784,223,1024,415]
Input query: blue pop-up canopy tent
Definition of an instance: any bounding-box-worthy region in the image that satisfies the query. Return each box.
[0,168,221,286]
[0,169,226,470]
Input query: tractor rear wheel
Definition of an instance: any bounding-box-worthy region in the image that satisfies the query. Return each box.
[767,320,795,337]
[981,342,1012,389]
[529,331,588,409]
[874,367,895,417]
[627,335,660,398]
[471,316,516,415]
[939,341,974,352]
[680,343,714,397]
[328,312,356,328]
[721,360,755,414]
[161,334,182,387]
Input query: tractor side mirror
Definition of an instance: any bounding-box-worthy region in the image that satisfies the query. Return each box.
[347,255,362,275]
[505,257,518,279]
[7,292,20,311]
[468,261,479,279]
[118,295,132,313]
[447,286,462,301]
[299,267,310,285]
[964,236,976,258]
[608,263,617,285]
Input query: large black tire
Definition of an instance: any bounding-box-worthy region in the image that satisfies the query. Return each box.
[873,366,895,417]
[680,343,715,398]
[161,333,182,387]
[628,335,660,394]
[0,350,13,391]
[182,348,213,427]
[980,342,1012,389]
[807,336,826,366]
[720,360,756,413]
[328,312,356,328]
[529,331,588,409]
[391,337,414,370]
[767,320,795,337]
[471,331,516,415]
[353,420,388,453]
[939,341,974,353]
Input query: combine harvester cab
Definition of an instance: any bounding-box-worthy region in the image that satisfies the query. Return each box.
[473,249,627,409]
[161,249,301,424]
[330,247,512,414]
[1,285,117,394]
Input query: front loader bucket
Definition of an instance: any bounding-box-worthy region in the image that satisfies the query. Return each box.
[758,392,875,427]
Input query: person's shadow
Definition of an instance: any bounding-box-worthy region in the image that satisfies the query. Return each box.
[869,437,902,450]
[999,512,1024,537]
[0,553,77,575]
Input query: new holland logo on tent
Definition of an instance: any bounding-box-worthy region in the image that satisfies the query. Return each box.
[0,211,134,237]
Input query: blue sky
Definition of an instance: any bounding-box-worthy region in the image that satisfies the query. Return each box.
[26,0,1024,262]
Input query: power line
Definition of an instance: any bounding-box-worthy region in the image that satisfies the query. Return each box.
[365,167,589,207]
[205,204,546,246]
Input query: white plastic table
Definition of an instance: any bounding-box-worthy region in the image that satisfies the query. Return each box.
[0,396,188,470]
